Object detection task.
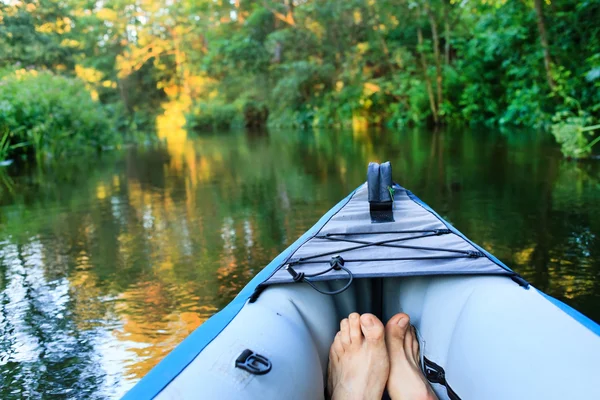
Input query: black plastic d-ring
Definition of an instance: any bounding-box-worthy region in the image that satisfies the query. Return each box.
[235,349,272,375]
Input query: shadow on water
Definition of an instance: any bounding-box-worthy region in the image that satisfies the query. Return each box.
[0,127,599,398]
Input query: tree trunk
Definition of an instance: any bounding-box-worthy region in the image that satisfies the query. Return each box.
[272,41,282,63]
[417,23,439,124]
[444,4,450,65]
[170,27,187,97]
[533,0,555,90]
[426,4,443,110]
[118,78,133,115]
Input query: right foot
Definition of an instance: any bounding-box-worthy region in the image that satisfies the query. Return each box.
[385,313,438,400]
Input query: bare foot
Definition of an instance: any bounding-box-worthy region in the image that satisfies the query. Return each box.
[327,313,389,400]
[385,313,438,400]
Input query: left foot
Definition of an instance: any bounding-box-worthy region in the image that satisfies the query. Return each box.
[327,313,389,400]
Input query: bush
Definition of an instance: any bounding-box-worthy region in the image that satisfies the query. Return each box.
[185,102,242,132]
[0,68,116,161]
[551,111,600,159]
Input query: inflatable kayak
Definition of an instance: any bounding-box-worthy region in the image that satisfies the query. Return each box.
[125,162,600,400]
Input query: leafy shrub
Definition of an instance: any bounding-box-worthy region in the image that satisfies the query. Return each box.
[551,111,600,158]
[243,101,269,129]
[186,102,242,132]
[0,68,115,161]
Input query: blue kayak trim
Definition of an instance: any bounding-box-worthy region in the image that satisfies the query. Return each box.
[405,189,517,276]
[537,290,600,336]
[123,186,361,400]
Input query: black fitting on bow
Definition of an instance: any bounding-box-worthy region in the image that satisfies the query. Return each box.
[467,250,485,258]
[330,255,345,270]
[285,265,305,282]
[434,229,452,235]
[284,257,354,296]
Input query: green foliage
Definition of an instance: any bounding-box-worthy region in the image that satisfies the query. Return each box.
[0,0,79,69]
[0,69,116,161]
[551,114,592,158]
[551,111,600,158]
[194,0,600,134]
[2,0,600,157]
[186,102,242,132]
[269,61,335,126]
[454,2,542,126]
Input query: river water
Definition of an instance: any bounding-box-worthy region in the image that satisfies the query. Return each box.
[0,128,599,398]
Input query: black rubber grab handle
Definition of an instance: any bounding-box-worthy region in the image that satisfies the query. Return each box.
[367,161,393,211]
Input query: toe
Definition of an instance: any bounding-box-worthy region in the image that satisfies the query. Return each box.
[348,313,363,345]
[404,324,420,367]
[404,324,414,352]
[359,313,384,342]
[340,318,351,347]
[411,326,421,364]
[386,313,410,339]
[386,313,410,354]
[330,331,344,361]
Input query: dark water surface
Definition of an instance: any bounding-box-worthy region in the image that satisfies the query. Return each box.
[0,129,599,398]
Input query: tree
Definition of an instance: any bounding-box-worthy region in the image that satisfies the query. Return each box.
[533,0,555,90]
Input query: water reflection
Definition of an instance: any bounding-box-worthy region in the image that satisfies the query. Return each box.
[0,128,599,398]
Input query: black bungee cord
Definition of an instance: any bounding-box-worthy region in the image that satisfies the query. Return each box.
[284,229,485,296]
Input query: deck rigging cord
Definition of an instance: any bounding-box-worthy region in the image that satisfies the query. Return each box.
[284,228,485,296]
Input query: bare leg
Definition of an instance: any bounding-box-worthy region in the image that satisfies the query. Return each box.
[385,313,438,400]
[327,312,389,400]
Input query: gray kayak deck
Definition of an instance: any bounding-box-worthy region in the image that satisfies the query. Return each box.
[263,183,516,285]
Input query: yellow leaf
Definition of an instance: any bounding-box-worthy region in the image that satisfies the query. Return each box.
[363,82,381,96]
[357,42,369,55]
[305,18,325,39]
[97,8,118,22]
[96,183,107,200]
[60,39,81,48]
[75,65,104,84]
[35,22,54,33]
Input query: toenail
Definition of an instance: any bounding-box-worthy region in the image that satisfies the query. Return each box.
[361,317,374,328]
[350,313,358,320]
[397,316,409,328]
